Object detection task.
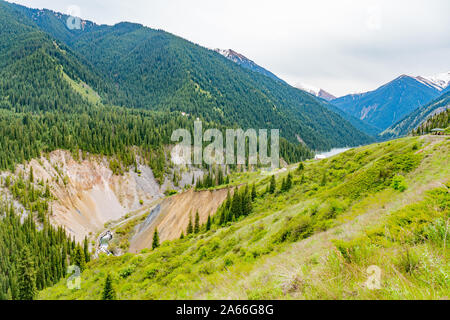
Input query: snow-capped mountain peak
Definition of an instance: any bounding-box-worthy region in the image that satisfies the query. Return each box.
[214,49,249,64]
[295,83,336,101]
[214,48,286,83]
[414,71,450,91]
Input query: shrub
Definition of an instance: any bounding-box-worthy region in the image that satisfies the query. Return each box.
[164,189,178,196]
[272,215,313,244]
[119,264,136,278]
[391,175,407,192]
[223,253,236,267]
[198,262,216,275]
[144,263,160,280]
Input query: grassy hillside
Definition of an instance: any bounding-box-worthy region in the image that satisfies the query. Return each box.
[39,135,449,300]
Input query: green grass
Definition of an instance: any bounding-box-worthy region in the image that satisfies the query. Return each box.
[39,136,449,300]
[62,70,101,106]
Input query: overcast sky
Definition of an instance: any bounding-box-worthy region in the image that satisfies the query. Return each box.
[11,0,450,97]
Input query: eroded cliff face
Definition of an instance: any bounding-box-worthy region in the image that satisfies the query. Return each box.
[19,150,164,241]
[129,188,234,253]
[1,149,229,248]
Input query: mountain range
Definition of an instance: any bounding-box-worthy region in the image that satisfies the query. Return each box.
[380,90,450,139]
[329,74,449,133]
[0,1,373,153]
[214,47,449,140]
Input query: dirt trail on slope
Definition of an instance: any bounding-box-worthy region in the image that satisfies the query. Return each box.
[129,188,234,253]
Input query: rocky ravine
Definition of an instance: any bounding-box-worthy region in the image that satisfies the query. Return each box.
[4,150,202,242]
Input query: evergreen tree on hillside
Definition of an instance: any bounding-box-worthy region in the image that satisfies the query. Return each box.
[206,215,211,231]
[102,274,116,300]
[72,246,86,271]
[83,236,90,263]
[320,171,327,186]
[17,247,36,300]
[269,175,276,194]
[281,173,292,192]
[29,167,34,183]
[152,229,160,250]
[281,178,287,192]
[186,213,193,235]
[243,190,253,216]
[251,184,257,201]
[231,190,242,219]
[194,211,200,233]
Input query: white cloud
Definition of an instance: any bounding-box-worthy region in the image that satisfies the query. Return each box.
[11,0,450,96]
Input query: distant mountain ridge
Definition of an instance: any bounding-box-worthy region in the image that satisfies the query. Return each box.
[213,48,375,138]
[330,74,444,132]
[380,90,450,139]
[295,83,336,101]
[414,71,450,91]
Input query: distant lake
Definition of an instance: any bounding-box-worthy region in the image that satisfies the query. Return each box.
[315,147,351,159]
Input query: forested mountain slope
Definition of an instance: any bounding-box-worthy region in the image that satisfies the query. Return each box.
[4,0,373,151]
[412,108,449,135]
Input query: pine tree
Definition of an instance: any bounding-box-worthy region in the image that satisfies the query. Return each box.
[320,171,327,186]
[29,167,34,183]
[251,184,257,201]
[297,162,304,172]
[243,191,253,216]
[17,247,37,300]
[102,274,116,300]
[180,232,184,239]
[194,211,200,233]
[231,190,242,218]
[83,236,90,263]
[72,246,86,271]
[152,228,160,249]
[269,175,276,194]
[225,189,232,210]
[286,173,293,191]
[186,213,193,235]
[281,178,287,192]
[206,215,211,231]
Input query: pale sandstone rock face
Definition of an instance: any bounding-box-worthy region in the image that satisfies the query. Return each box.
[129,187,235,253]
[4,150,228,248]
[26,150,164,241]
